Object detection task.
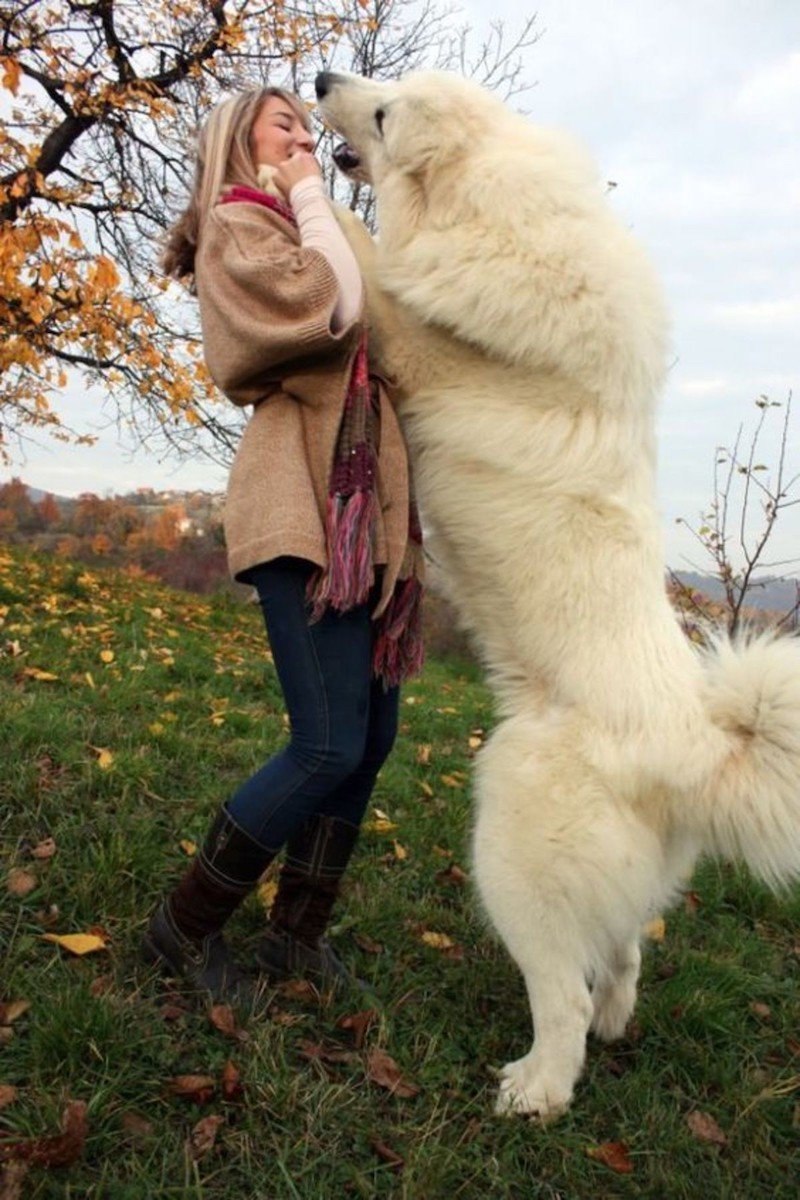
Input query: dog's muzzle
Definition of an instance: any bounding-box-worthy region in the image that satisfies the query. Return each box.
[332,142,362,173]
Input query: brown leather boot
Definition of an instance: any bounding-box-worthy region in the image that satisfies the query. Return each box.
[143,806,276,1003]
[255,814,363,989]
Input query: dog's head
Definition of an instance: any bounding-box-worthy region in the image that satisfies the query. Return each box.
[316,70,501,186]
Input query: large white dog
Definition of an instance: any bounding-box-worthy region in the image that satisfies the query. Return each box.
[315,69,800,1120]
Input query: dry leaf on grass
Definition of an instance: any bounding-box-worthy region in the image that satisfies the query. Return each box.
[42,932,107,956]
[187,1114,225,1161]
[365,1049,420,1099]
[420,931,454,951]
[353,932,383,955]
[337,1009,377,1050]
[643,917,665,942]
[0,1088,16,1111]
[5,869,36,898]
[297,1039,357,1065]
[209,1005,249,1042]
[166,1075,216,1105]
[370,1138,404,1172]
[687,1111,728,1146]
[30,838,56,861]
[586,1141,634,1174]
[416,744,432,764]
[0,1002,29,1027]
[120,1112,154,1140]
[435,863,468,887]
[0,1099,88,1168]
[220,1060,244,1103]
[749,1002,771,1020]
[0,1161,29,1200]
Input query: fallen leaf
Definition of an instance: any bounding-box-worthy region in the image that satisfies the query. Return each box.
[166,1075,216,1105]
[89,975,113,997]
[435,863,468,887]
[468,734,483,750]
[362,817,397,834]
[120,1112,154,1139]
[419,781,434,798]
[298,1038,356,1065]
[684,890,701,914]
[20,667,59,682]
[179,839,197,857]
[687,1110,727,1146]
[0,1002,30,1026]
[353,931,383,954]
[370,1137,404,1172]
[187,1114,224,1160]
[393,841,408,861]
[42,932,107,956]
[99,650,114,664]
[420,931,454,951]
[277,978,318,1002]
[365,1048,420,1098]
[440,774,462,788]
[0,1159,29,1199]
[30,838,56,861]
[6,869,36,898]
[643,917,665,942]
[587,1141,633,1174]
[749,1002,771,1020]
[416,744,432,764]
[337,1009,377,1050]
[93,747,114,771]
[0,1099,88,1167]
[220,1060,244,1102]
[0,1087,17,1110]
[209,1005,248,1042]
[257,878,278,910]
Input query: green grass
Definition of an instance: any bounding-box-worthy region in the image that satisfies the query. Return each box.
[1,544,798,1199]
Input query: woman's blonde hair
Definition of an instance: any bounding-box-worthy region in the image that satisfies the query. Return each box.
[162,87,312,282]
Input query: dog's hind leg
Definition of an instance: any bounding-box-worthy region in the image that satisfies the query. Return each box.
[590,938,641,1042]
[473,714,661,1119]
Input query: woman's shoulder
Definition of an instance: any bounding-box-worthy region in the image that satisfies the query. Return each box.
[207,196,297,241]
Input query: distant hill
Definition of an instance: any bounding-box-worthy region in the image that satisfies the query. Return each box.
[673,571,798,613]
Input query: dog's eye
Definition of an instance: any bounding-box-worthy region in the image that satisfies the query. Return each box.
[375,108,385,135]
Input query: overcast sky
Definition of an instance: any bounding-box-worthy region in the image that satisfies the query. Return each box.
[5,0,799,573]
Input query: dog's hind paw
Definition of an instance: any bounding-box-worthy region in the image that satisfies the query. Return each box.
[494,1056,572,1122]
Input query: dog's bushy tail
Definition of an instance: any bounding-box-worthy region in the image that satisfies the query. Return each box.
[696,633,800,888]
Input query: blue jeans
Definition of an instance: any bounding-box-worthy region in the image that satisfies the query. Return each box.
[226,557,400,849]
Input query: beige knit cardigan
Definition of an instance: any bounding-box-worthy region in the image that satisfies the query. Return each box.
[194,199,414,616]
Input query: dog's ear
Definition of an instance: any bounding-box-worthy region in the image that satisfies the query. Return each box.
[384,95,471,175]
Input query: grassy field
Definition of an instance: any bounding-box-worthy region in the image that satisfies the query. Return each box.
[1,544,798,1199]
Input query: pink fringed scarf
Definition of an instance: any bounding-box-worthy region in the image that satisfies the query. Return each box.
[219,185,424,687]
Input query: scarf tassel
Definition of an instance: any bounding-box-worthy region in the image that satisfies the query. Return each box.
[372,574,425,690]
[307,488,377,619]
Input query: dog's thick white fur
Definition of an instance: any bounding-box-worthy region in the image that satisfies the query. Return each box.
[318,70,800,1119]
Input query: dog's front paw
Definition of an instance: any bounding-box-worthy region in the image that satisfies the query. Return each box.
[494,1055,572,1122]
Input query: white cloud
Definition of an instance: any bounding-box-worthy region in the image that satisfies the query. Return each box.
[709,298,800,328]
[734,52,800,127]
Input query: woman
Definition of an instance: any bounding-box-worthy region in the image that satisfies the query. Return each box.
[143,88,423,1001]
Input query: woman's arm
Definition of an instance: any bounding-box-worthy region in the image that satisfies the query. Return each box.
[289,176,363,331]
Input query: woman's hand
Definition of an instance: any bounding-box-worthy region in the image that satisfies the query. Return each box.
[273,152,322,198]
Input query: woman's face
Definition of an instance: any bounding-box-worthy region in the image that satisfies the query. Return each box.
[250,95,314,167]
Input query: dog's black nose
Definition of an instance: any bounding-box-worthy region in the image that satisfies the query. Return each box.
[315,72,332,100]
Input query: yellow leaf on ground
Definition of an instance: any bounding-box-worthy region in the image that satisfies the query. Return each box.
[421,931,454,950]
[416,744,432,764]
[468,735,483,750]
[440,774,462,789]
[363,818,397,834]
[99,649,114,664]
[179,840,197,857]
[393,841,408,861]
[43,932,107,956]
[94,748,114,770]
[258,879,278,910]
[84,672,95,689]
[22,667,59,682]
[419,781,434,798]
[643,917,666,942]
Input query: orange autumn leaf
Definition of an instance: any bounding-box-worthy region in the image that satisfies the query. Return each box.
[587,1141,634,1174]
[365,1048,420,1099]
[42,931,108,956]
